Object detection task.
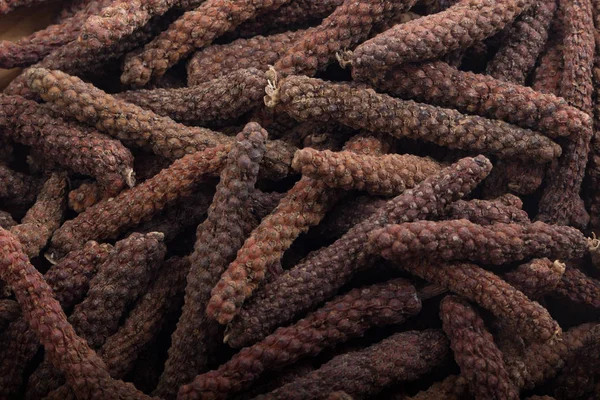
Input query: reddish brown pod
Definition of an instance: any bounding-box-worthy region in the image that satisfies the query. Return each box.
[0,164,41,206]
[503,259,565,299]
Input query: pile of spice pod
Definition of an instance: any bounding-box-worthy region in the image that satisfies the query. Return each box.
[2,0,600,398]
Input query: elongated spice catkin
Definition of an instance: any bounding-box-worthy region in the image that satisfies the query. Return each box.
[225,156,491,348]
[0,164,41,206]
[503,259,565,299]
[267,74,561,163]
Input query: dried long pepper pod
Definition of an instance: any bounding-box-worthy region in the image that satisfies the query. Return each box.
[187,30,306,85]
[272,0,418,77]
[181,279,421,399]
[0,228,155,400]
[267,74,561,163]
[25,68,294,178]
[240,330,449,400]
[440,295,519,399]
[551,265,600,309]
[367,219,586,265]
[0,240,112,397]
[532,41,565,94]
[291,148,442,196]
[154,123,268,399]
[0,299,20,330]
[486,0,557,84]
[395,261,560,343]
[0,164,41,206]
[9,173,66,258]
[120,0,294,86]
[350,0,533,77]
[483,160,546,197]
[405,374,470,400]
[225,156,492,348]
[0,95,135,195]
[25,231,167,399]
[45,257,190,400]
[443,198,530,225]
[0,210,16,229]
[68,182,103,213]
[360,60,591,140]
[115,68,267,125]
[316,195,386,239]
[503,259,565,299]
[48,144,230,258]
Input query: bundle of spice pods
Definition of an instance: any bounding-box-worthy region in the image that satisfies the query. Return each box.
[2,0,600,398]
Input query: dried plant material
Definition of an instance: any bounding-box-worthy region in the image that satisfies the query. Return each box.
[234,330,449,400]
[0,0,52,14]
[0,299,20,330]
[181,279,421,399]
[267,74,561,163]
[503,259,565,299]
[0,95,135,195]
[350,0,533,76]
[0,210,17,229]
[68,182,103,213]
[363,60,591,140]
[187,30,306,85]
[291,148,442,196]
[155,123,268,399]
[272,0,417,77]
[551,265,600,309]
[48,144,230,258]
[533,41,565,95]
[443,198,530,225]
[486,0,557,84]
[316,195,386,239]
[121,0,294,86]
[440,296,519,399]
[116,68,267,124]
[0,229,155,400]
[404,374,470,400]
[0,164,41,206]
[483,160,546,197]
[225,156,491,348]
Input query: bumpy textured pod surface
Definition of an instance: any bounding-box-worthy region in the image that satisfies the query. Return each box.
[0,210,16,229]
[25,232,166,399]
[240,330,449,400]
[0,229,154,400]
[268,75,561,162]
[225,156,491,348]
[120,0,293,86]
[273,0,416,77]
[395,261,560,343]
[404,374,470,400]
[350,0,533,75]
[116,68,267,124]
[48,144,230,258]
[503,258,565,299]
[291,148,442,195]
[551,265,600,309]
[368,219,586,265]
[0,95,135,195]
[483,159,546,197]
[182,279,421,399]
[0,240,112,397]
[9,173,67,258]
[68,182,103,213]
[443,198,530,225]
[366,60,590,140]
[533,41,565,95]
[155,124,268,399]
[486,0,557,84]
[187,30,306,84]
[0,164,41,206]
[440,295,519,400]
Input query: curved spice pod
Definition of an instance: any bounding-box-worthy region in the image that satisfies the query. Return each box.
[367,220,586,265]
[272,0,417,77]
[48,144,230,259]
[120,0,293,86]
[0,229,155,400]
[154,123,268,399]
[9,173,67,258]
[362,60,591,140]
[0,240,112,397]
[237,330,449,400]
[267,75,561,163]
[404,374,470,400]
[533,42,565,95]
[483,159,546,197]
[0,164,41,206]
[443,198,530,225]
[316,195,386,239]
[486,0,557,84]
[291,148,443,196]
[187,30,306,85]
[551,265,600,309]
[0,210,17,229]
[224,156,492,348]
[350,0,533,76]
[44,257,190,400]
[182,279,421,399]
[503,259,565,299]
[441,295,519,399]
[24,68,294,177]
[115,68,267,124]
[0,95,135,195]
[395,261,560,343]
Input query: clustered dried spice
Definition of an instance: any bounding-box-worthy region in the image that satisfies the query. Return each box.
[1,0,599,398]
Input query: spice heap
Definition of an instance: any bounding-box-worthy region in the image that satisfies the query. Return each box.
[1,0,600,398]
